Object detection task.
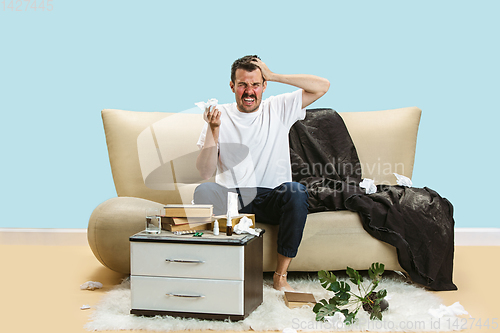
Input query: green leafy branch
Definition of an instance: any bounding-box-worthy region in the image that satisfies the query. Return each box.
[313,263,388,324]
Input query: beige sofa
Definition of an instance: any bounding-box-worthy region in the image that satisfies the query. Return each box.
[88,107,421,275]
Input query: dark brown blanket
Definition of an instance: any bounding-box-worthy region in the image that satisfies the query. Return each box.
[289,108,457,291]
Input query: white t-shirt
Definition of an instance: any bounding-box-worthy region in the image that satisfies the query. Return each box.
[197,89,305,189]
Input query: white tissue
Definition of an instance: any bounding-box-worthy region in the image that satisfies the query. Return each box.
[195,98,218,111]
[359,178,377,194]
[227,192,239,219]
[282,328,297,333]
[234,216,259,236]
[393,270,407,278]
[394,173,413,187]
[428,302,468,318]
[80,281,103,290]
[325,312,346,328]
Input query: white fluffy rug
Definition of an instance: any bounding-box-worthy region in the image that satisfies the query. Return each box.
[85,274,464,332]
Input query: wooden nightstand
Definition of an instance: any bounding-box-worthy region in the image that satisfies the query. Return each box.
[129,229,264,321]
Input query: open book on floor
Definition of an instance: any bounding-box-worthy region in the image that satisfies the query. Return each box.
[284,291,316,309]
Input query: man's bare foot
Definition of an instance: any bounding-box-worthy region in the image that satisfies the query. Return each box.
[273,272,295,291]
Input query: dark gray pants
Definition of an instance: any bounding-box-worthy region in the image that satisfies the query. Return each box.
[193,182,309,258]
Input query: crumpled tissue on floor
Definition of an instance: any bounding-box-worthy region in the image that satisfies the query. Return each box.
[428,301,468,318]
[80,281,103,290]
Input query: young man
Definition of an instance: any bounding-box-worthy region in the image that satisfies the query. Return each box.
[194,55,329,291]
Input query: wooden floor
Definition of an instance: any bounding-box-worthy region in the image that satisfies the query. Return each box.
[0,243,498,333]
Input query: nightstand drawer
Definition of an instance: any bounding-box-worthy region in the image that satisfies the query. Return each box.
[131,241,244,280]
[131,275,244,315]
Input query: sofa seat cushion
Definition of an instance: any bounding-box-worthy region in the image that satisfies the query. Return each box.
[257,210,402,272]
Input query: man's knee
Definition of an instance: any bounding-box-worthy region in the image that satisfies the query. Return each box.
[280,182,309,202]
[193,182,222,203]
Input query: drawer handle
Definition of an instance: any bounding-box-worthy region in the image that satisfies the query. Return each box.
[166,293,205,298]
[165,259,205,264]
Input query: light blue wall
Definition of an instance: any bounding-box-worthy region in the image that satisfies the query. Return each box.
[1,0,498,229]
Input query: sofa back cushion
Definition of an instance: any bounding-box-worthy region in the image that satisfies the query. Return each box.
[102,107,421,204]
[102,109,209,204]
[340,107,421,184]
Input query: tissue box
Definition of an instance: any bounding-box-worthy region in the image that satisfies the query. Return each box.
[213,214,255,232]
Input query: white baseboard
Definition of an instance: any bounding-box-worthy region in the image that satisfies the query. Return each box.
[0,227,499,246]
[0,228,88,246]
[454,228,500,246]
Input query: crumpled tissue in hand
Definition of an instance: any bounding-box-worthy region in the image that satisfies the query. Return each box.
[195,98,218,111]
[234,216,259,236]
[428,301,468,318]
[394,173,413,187]
[80,281,103,290]
[359,178,377,194]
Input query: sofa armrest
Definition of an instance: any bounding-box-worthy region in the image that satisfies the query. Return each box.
[88,197,164,274]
